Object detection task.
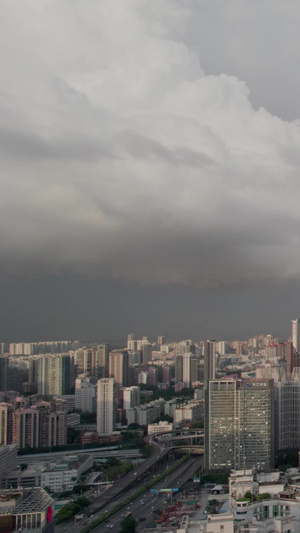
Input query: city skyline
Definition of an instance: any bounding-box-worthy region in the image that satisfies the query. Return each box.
[1,1,300,341]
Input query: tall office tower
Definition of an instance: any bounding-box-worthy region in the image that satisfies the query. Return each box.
[162,365,171,384]
[92,344,109,379]
[277,380,300,450]
[142,344,152,364]
[148,367,157,386]
[292,319,300,353]
[157,336,165,346]
[122,386,140,411]
[109,350,129,388]
[97,378,116,436]
[0,357,8,391]
[205,379,274,471]
[12,407,40,449]
[0,403,14,445]
[37,354,73,396]
[175,355,183,382]
[182,353,191,388]
[75,377,96,413]
[204,340,216,383]
[128,333,134,342]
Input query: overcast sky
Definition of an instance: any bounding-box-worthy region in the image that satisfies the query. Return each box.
[1,0,300,343]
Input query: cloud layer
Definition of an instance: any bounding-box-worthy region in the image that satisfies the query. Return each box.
[1,0,300,289]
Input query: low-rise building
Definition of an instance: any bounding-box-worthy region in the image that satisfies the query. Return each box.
[40,454,93,493]
[0,487,54,533]
[148,421,173,436]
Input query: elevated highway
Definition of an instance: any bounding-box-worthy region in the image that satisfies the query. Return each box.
[150,429,204,453]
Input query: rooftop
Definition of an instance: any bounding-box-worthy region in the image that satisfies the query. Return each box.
[0,488,53,515]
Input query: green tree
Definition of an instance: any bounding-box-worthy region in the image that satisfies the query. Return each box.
[120,515,137,533]
[56,496,90,523]
[139,444,154,457]
[190,421,204,429]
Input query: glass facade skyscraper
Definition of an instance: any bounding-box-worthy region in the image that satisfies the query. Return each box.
[205,379,274,471]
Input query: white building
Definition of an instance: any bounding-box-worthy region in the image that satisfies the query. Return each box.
[123,386,140,411]
[148,421,173,436]
[138,371,148,385]
[127,399,165,426]
[97,378,116,435]
[37,354,74,395]
[182,353,191,388]
[75,377,96,413]
[123,386,140,424]
[40,455,93,493]
[173,400,203,424]
[292,319,300,353]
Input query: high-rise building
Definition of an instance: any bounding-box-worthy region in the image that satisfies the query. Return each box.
[0,445,18,481]
[122,386,140,412]
[175,355,183,382]
[37,354,73,396]
[0,357,8,392]
[205,379,274,471]
[190,355,200,383]
[142,344,152,364]
[92,344,109,378]
[204,340,216,383]
[275,370,300,451]
[127,334,136,351]
[12,407,40,450]
[137,371,148,384]
[39,407,67,448]
[97,378,116,436]
[75,377,96,413]
[148,367,157,386]
[157,336,165,345]
[0,403,14,445]
[109,350,129,388]
[182,353,191,388]
[292,319,300,353]
[175,340,195,356]
[162,365,171,384]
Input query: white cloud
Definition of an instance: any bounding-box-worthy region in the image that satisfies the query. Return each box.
[1,0,300,288]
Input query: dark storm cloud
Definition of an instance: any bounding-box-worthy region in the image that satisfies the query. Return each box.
[1,0,300,294]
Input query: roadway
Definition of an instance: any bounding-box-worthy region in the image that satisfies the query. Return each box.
[89,456,204,532]
[55,438,166,532]
[17,447,141,464]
